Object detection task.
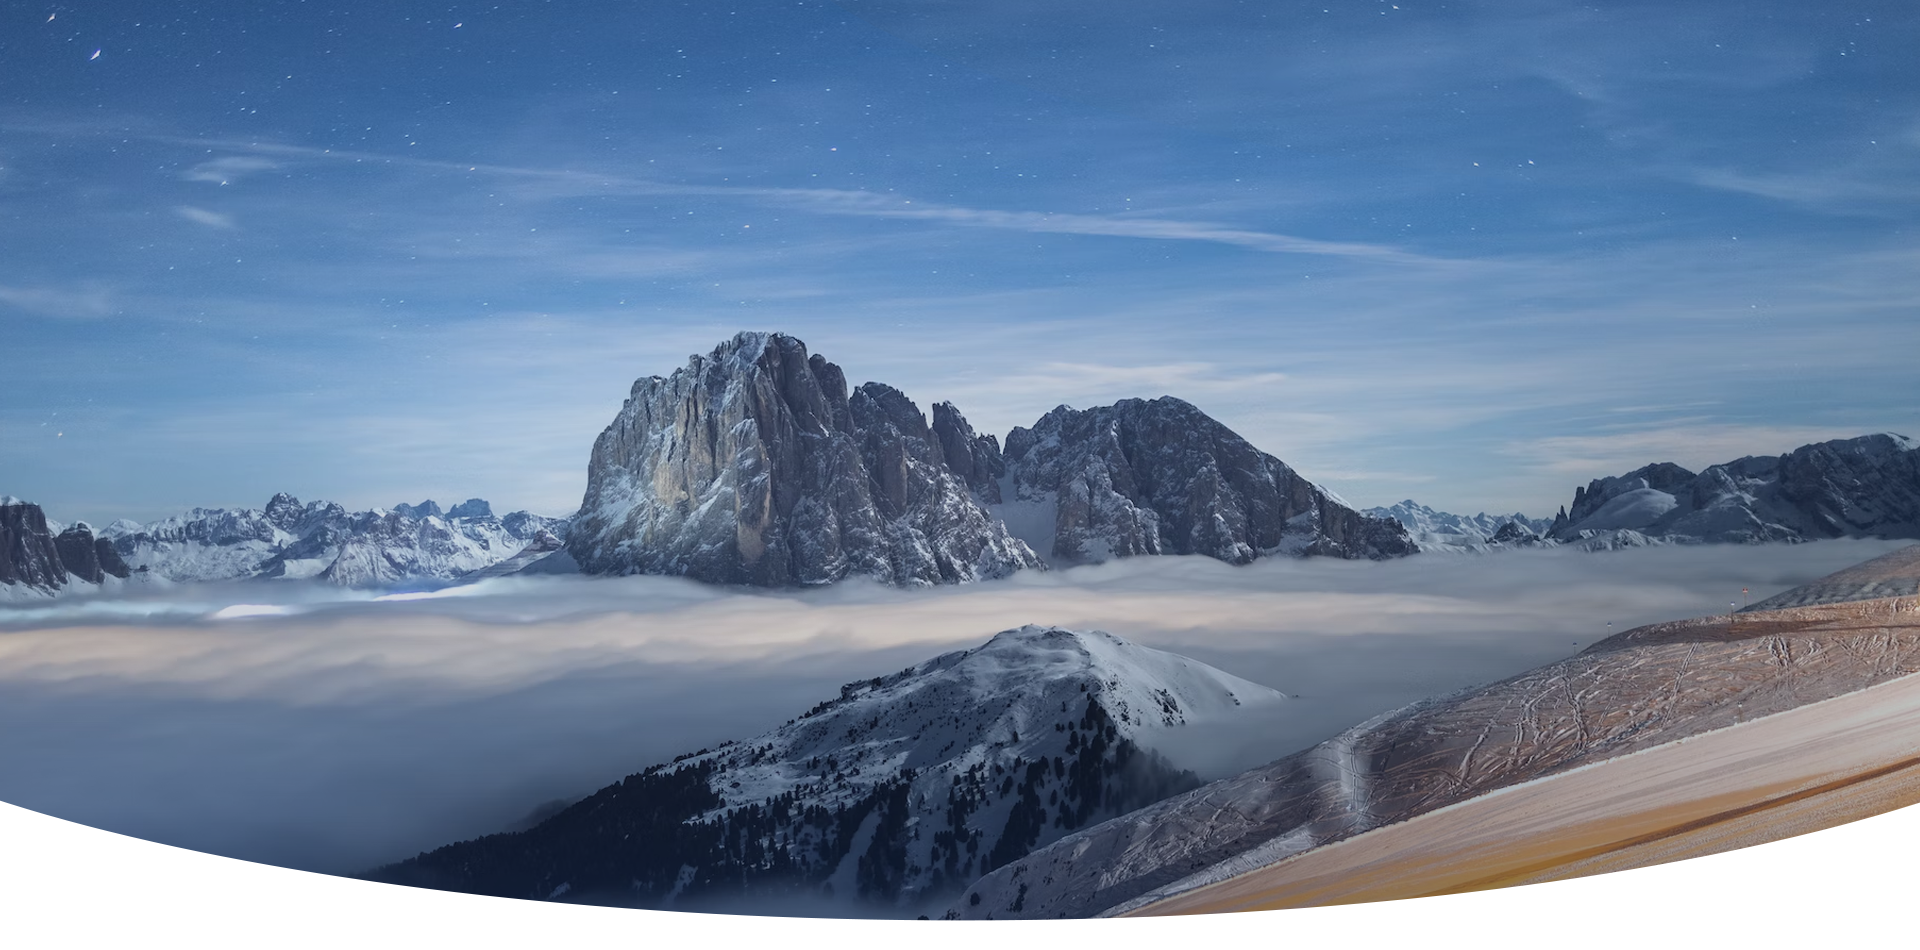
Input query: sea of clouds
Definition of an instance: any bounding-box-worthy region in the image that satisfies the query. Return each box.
[0,539,1907,880]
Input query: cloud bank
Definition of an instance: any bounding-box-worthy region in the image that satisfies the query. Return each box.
[0,540,1906,881]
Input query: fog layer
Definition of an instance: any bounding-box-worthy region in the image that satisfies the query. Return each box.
[0,540,1903,877]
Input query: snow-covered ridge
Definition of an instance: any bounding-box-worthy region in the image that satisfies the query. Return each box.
[102,493,569,587]
[376,625,1289,911]
[1363,500,1553,552]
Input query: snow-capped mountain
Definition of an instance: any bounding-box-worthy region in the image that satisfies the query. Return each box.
[103,493,569,586]
[1547,433,1920,547]
[999,398,1416,564]
[1363,500,1553,552]
[567,332,1043,586]
[372,625,1289,912]
[1,497,141,600]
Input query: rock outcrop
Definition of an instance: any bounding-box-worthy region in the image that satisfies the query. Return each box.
[1,497,69,591]
[370,625,1287,913]
[998,398,1416,564]
[566,332,1043,587]
[1548,433,1920,546]
[1,499,134,594]
[53,523,132,584]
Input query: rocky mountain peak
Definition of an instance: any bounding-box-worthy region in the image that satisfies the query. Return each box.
[567,332,1041,587]
[446,498,494,520]
[999,396,1415,564]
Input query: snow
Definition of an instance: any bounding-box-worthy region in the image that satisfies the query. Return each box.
[620,624,1292,906]
[1580,487,1679,531]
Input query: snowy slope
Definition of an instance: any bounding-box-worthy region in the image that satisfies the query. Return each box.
[375,625,1289,912]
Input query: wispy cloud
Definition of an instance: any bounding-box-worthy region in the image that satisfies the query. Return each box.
[1687,166,1920,215]
[0,283,112,319]
[182,156,280,184]
[174,206,237,229]
[1508,423,1917,479]
[146,135,1442,264]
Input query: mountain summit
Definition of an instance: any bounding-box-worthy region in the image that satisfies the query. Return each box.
[567,332,1043,586]
[372,625,1288,912]
[567,332,1412,586]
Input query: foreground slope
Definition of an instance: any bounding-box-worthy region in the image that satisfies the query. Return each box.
[1121,598,1920,917]
[951,545,1920,918]
[371,625,1286,912]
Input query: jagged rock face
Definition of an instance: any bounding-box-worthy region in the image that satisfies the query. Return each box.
[53,523,131,584]
[950,548,1920,919]
[108,494,568,586]
[1549,434,1920,546]
[1,498,68,590]
[392,500,445,520]
[447,498,494,520]
[567,332,1042,587]
[371,625,1288,912]
[1000,398,1416,565]
[931,401,1005,503]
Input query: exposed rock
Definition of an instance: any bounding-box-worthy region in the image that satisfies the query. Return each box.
[447,498,494,520]
[1550,433,1920,546]
[0,497,67,591]
[392,500,445,520]
[53,522,131,584]
[567,332,1042,587]
[999,397,1416,564]
[1486,520,1543,546]
[931,401,1005,503]
[369,625,1287,913]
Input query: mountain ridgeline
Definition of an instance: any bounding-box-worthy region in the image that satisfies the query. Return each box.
[566,332,1415,586]
[369,625,1289,913]
[1546,433,1920,548]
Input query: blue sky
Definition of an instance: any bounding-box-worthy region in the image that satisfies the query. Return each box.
[3,0,1917,524]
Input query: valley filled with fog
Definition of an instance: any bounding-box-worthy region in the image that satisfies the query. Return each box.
[0,539,1906,878]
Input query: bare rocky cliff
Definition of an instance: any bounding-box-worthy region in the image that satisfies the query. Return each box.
[998,398,1415,565]
[566,332,1042,586]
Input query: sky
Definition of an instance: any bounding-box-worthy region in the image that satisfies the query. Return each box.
[2,540,1898,885]
[3,0,1918,524]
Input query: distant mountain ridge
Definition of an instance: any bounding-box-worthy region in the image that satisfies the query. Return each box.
[1546,433,1920,548]
[370,625,1289,913]
[567,332,1414,586]
[1362,500,1552,552]
[97,493,568,587]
